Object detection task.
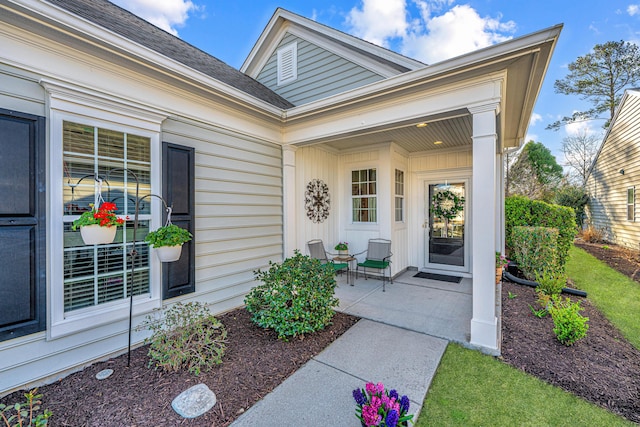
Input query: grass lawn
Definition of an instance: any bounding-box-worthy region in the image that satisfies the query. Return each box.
[567,245,640,350]
[416,344,633,427]
[415,246,640,426]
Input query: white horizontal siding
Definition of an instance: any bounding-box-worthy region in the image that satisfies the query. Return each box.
[162,117,284,286]
[587,92,640,249]
[257,33,384,106]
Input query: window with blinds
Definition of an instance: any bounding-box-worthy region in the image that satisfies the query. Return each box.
[277,42,297,86]
[352,168,377,223]
[62,121,152,312]
[395,169,404,222]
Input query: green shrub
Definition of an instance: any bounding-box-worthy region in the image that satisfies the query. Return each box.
[141,302,226,376]
[245,250,339,340]
[0,389,51,427]
[510,226,559,280]
[505,196,576,271]
[536,271,566,297]
[554,185,589,228]
[549,297,589,346]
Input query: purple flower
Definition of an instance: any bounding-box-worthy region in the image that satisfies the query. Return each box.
[400,395,410,414]
[353,388,366,406]
[389,389,399,401]
[385,409,399,427]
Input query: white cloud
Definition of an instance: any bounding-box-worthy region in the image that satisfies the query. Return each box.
[529,112,542,127]
[111,0,200,36]
[565,113,598,137]
[346,0,408,47]
[525,133,538,143]
[402,5,515,63]
[628,4,640,16]
[345,1,516,64]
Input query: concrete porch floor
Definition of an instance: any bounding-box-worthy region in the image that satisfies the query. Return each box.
[334,269,472,345]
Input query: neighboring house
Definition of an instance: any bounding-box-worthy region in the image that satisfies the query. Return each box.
[586,89,640,248]
[0,0,561,394]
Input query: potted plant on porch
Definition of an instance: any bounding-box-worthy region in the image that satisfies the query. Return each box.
[144,224,193,262]
[496,251,509,284]
[72,202,125,245]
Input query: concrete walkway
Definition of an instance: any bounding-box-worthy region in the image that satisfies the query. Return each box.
[231,271,470,426]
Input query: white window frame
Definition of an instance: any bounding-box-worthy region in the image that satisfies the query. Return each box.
[395,169,404,222]
[351,167,377,223]
[627,187,635,221]
[277,42,298,86]
[45,82,165,339]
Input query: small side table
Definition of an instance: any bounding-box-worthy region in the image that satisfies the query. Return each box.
[333,255,356,285]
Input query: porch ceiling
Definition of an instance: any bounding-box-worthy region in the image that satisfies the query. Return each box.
[320,114,473,153]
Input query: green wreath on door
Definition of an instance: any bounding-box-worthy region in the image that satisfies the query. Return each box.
[431,190,465,237]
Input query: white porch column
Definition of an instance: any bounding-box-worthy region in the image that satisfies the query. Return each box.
[470,104,499,353]
[282,145,298,258]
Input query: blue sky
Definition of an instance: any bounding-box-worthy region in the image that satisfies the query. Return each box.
[112,0,640,166]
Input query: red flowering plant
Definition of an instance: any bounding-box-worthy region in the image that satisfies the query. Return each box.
[72,202,126,230]
[353,382,413,427]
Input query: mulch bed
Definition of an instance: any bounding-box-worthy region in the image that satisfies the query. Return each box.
[5,242,640,425]
[0,309,359,427]
[574,240,640,282]
[501,245,640,423]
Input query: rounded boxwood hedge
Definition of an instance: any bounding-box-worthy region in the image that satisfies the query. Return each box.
[244,250,339,340]
[505,195,576,272]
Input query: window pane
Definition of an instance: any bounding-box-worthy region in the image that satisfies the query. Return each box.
[127,134,151,162]
[63,122,94,154]
[628,188,634,204]
[64,278,95,311]
[369,169,376,181]
[98,128,124,159]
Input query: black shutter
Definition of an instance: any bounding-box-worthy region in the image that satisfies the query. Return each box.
[0,109,46,341]
[162,142,195,299]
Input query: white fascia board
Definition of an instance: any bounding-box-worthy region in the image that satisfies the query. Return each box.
[4,0,283,118]
[241,8,424,76]
[285,24,562,121]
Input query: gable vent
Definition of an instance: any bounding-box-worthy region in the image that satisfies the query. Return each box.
[277,42,297,86]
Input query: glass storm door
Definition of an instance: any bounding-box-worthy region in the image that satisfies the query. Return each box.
[425,182,467,269]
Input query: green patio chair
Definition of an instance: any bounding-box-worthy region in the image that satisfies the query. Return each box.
[355,238,392,291]
[307,239,350,284]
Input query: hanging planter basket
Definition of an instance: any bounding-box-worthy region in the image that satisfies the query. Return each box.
[144,215,192,263]
[80,224,117,245]
[154,245,183,262]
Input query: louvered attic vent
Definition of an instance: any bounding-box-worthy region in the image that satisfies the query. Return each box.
[277,42,297,86]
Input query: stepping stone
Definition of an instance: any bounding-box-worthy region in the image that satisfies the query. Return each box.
[172,383,216,418]
[95,369,113,380]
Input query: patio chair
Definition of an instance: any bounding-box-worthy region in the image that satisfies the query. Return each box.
[307,239,351,284]
[355,238,392,291]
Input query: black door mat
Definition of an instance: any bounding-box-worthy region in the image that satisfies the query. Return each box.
[413,272,462,283]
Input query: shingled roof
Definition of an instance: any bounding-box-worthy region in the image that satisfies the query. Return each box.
[47,0,294,109]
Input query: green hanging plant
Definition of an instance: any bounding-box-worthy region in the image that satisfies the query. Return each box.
[144,224,192,248]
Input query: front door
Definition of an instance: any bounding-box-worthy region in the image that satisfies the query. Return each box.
[424,181,468,271]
